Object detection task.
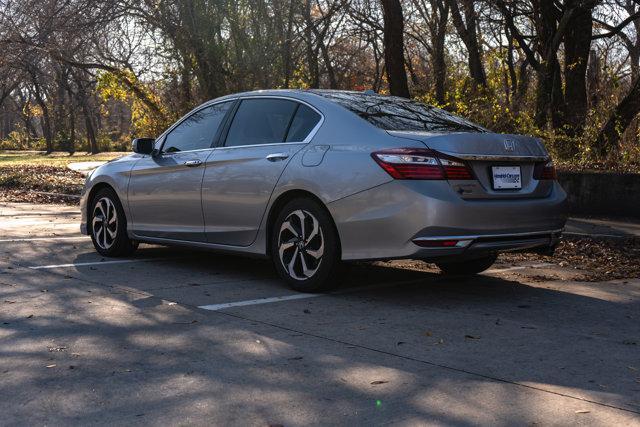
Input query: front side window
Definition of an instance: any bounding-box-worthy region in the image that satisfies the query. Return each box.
[225,98,298,147]
[310,90,486,133]
[163,101,232,153]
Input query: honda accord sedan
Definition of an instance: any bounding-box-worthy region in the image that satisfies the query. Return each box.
[80,89,568,291]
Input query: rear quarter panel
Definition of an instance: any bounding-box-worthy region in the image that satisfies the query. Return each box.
[252,93,428,254]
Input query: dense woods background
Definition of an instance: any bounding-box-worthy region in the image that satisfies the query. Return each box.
[1,0,639,168]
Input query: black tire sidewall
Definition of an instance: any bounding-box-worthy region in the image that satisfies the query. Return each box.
[271,198,341,292]
[89,188,137,257]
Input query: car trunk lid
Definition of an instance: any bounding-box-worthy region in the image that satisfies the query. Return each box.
[387,131,553,200]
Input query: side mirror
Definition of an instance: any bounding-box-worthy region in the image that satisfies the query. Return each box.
[132,138,155,155]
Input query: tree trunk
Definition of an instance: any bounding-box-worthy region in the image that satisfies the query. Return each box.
[550,61,565,129]
[282,0,296,88]
[317,38,338,89]
[431,0,449,104]
[446,0,486,86]
[563,3,593,136]
[380,0,410,97]
[73,73,99,154]
[30,78,53,153]
[595,74,640,157]
[303,0,319,88]
[82,105,98,155]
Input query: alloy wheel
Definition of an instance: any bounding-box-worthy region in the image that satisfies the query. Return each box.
[92,197,118,250]
[278,209,325,280]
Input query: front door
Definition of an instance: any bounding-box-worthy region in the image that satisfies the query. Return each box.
[202,98,322,246]
[128,101,234,241]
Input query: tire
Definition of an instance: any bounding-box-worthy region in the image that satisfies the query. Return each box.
[89,187,138,257]
[271,198,341,292]
[436,254,497,276]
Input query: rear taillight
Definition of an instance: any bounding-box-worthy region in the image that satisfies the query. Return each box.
[534,160,557,180]
[371,148,474,180]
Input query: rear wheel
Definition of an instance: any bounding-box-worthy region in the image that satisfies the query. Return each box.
[90,188,138,257]
[271,198,341,292]
[436,254,497,275]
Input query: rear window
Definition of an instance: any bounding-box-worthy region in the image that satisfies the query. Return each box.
[310,91,486,133]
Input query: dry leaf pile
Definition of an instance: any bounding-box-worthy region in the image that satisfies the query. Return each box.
[381,236,640,282]
[502,236,640,281]
[0,165,84,205]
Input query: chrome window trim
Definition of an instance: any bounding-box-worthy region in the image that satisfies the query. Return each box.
[221,95,325,148]
[214,141,307,151]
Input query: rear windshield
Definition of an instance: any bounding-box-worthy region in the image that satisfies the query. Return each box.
[310,91,486,133]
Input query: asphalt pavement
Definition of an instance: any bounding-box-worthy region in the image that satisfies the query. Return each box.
[1,202,639,426]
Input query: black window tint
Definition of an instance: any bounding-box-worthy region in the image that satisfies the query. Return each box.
[163,102,232,153]
[309,91,486,133]
[285,104,321,142]
[225,99,297,147]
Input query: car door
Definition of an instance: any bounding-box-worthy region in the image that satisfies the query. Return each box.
[128,101,234,241]
[202,97,323,246]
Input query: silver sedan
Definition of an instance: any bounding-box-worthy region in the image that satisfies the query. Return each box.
[80,90,568,292]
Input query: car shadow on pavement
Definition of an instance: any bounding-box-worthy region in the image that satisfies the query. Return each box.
[2,246,637,424]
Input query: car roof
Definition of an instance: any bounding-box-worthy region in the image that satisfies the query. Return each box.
[213,88,374,101]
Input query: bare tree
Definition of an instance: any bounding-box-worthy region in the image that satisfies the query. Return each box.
[380,0,410,97]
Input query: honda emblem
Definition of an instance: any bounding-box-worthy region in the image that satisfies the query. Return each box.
[503,139,516,151]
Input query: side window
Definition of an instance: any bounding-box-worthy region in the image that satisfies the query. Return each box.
[225,99,297,147]
[163,101,232,153]
[286,104,321,142]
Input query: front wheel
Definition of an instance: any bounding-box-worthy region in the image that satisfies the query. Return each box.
[89,188,138,257]
[436,254,497,275]
[271,198,341,292]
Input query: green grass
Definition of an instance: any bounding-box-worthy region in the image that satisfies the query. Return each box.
[0,151,126,166]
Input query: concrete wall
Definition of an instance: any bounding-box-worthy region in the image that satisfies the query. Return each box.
[558,171,640,218]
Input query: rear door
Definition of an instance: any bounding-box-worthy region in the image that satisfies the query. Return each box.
[128,101,234,241]
[202,98,322,246]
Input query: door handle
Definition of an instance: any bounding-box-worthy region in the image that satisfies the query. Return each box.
[266,153,289,162]
[183,159,203,167]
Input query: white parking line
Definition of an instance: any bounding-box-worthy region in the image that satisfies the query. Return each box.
[198,263,560,312]
[486,262,555,274]
[564,231,627,239]
[0,236,88,243]
[29,258,166,270]
[198,293,322,311]
[199,278,435,311]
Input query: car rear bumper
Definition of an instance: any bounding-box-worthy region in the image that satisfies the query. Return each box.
[327,180,568,261]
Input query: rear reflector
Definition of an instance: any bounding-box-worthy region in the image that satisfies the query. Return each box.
[371,148,474,180]
[412,239,472,248]
[533,160,557,180]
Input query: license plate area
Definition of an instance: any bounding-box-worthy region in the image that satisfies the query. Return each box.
[491,166,522,190]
